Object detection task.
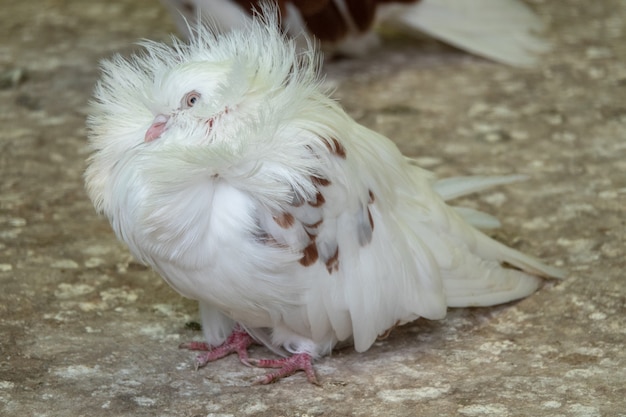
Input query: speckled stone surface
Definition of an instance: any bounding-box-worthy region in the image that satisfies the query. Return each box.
[1,1,624,416]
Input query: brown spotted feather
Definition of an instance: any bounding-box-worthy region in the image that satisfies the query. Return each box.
[321,137,346,159]
[256,135,373,276]
[325,246,340,274]
[273,212,295,228]
[311,175,331,187]
[308,191,325,208]
[300,241,319,266]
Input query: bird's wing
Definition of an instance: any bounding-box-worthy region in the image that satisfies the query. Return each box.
[256,114,563,353]
[246,124,452,353]
[377,0,550,67]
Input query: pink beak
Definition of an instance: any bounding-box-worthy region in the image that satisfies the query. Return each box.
[144,114,170,143]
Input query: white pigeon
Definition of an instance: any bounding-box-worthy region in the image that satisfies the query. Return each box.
[160,0,550,67]
[84,9,564,384]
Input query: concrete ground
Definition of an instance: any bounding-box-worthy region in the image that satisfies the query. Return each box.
[1,1,624,416]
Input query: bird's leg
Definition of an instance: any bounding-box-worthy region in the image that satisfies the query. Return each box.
[179,324,254,369]
[250,353,319,385]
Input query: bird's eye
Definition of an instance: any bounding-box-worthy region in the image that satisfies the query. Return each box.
[183,91,201,108]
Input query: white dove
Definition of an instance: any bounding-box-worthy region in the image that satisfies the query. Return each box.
[84,10,564,384]
[161,0,550,67]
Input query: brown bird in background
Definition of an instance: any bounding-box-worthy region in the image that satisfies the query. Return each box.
[161,0,550,66]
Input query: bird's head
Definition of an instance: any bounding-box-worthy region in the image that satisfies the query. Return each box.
[142,59,240,145]
[85,8,323,218]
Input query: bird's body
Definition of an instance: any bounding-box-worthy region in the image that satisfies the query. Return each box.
[161,0,550,66]
[85,10,563,383]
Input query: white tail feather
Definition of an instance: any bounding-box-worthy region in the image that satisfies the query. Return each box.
[453,207,501,229]
[378,0,550,67]
[436,174,521,229]
[434,174,527,201]
[441,229,564,308]
[444,267,542,307]
[431,173,566,306]
[432,173,566,279]
[478,232,567,280]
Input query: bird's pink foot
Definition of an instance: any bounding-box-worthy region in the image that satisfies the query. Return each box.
[250,353,319,385]
[179,325,254,369]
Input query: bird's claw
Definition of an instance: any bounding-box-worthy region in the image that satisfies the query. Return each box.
[181,328,319,384]
[250,353,319,385]
[179,326,254,368]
